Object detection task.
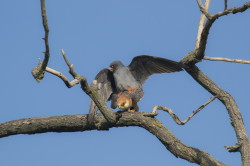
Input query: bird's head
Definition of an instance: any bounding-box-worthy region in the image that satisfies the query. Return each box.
[117,95,132,110]
[109,61,124,72]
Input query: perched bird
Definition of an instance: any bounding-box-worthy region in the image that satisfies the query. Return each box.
[88,55,182,123]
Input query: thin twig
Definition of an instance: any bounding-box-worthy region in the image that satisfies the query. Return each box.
[204,57,250,64]
[40,0,50,70]
[61,49,78,78]
[213,2,250,19]
[195,0,211,49]
[32,0,50,82]
[145,96,217,125]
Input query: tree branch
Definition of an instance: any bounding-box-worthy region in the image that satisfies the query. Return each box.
[213,2,250,19]
[182,64,250,166]
[196,0,213,19]
[145,97,216,125]
[42,49,117,124]
[189,1,250,64]
[204,56,250,64]
[45,67,80,88]
[0,113,226,166]
[32,0,50,82]
[195,0,211,49]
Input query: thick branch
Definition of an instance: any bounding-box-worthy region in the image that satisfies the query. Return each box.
[195,0,211,49]
[183,64,250,166]
[32,0,50,82]
[204,56,250,64]
[0,114,226,166]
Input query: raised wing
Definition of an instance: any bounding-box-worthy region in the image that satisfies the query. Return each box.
[88,69,116,124]
[128,55,183,84]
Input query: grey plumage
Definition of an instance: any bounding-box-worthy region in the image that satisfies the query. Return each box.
[88,55,183,124]
[88,69,116,123]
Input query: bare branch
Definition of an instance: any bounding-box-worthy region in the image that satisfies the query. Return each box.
[195,0,211,49]
[145,96,216,125]
[61,49,78,78]
[45,67,80,88]
[0,114,226,166]
[213,2,250,19]
[196,0,213,19]
[43,50,117,123]
[182,64,250,166]
[32,0,50,82]
[204,57,250,64]
[186,1,250,64]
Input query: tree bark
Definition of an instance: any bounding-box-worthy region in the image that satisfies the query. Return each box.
[0,113,226,166]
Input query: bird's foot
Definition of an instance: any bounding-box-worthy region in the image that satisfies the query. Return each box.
[128,109,136,112]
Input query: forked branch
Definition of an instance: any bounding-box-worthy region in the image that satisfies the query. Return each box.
[192,1,250,63]
[44,50,117,123]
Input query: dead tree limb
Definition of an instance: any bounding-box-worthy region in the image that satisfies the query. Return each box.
[25,0,250,165]
[44,50,117,124]
[184,1,250,65]
[179,2,250,165]
[32,0,50,82]
[181,64,250,166]
[0,113,226,166]
[145,96,216,125]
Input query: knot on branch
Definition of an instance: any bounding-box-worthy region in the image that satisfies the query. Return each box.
[32,60,45,82]
[180,50,201,66]
[225,142,241,152]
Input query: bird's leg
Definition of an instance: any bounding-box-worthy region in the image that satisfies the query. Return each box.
[128,109,136,113]
[128,101,139,112]
[117,109,128,113]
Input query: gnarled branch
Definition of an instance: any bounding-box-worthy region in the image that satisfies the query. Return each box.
[145,96,216,125]
[181,64,250,166]
[0,113,226,166]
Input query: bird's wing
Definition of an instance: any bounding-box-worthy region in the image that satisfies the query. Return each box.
[128,55,183,84]
[88,69,116,123]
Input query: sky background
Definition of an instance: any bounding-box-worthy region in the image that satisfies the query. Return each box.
[1,0,250,165]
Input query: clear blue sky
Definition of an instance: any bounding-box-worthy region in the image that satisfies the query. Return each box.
[1,0,250,165]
